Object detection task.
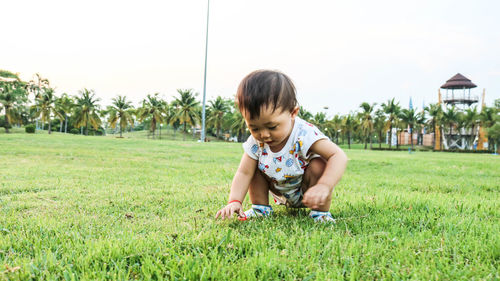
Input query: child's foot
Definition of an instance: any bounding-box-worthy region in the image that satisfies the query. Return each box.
[309,210,336,223]
[243,204,273,218]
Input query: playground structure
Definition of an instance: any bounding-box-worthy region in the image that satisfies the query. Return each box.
[434,73,487,150]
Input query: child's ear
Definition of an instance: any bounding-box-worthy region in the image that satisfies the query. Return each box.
[290,106,299,118]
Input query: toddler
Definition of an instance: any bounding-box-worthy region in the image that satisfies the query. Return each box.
[215,70,348,222]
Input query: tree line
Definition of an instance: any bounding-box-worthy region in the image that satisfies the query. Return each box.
[1,69,499,150]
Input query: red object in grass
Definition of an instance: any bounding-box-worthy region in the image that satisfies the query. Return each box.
[238,213,247,221]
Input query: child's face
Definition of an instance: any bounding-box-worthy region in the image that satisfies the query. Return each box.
[244,106,299,150]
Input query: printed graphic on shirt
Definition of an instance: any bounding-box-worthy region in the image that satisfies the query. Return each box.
[242,117,329,192]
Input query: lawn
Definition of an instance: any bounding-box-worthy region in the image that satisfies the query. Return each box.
[0,134,499,280]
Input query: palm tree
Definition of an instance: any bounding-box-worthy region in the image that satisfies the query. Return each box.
[311,112,327,132]
[27,73,50,130]
[73,89,102,136]
[415,110,426,146]
[480,106,498,149]
[359,102,376,149]
[342,113,355,149]
[463,107,479,149]
[381,98,401,149]
[298,106,313,122]
[425,103,443,149]
[108,95,135,138]
[172,89,200,140]
[0,74,27,133]
[442,106,459,148]
[229,110,248,142]
[207,96,230,139]
[55,93,74,133]
[32,88,61,134]
[373,109,387,148]
[330,114,343,144]
[137,93,167,139]
[399,108,420,149]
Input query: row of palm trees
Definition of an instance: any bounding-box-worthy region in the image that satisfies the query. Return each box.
[1,70,499,150]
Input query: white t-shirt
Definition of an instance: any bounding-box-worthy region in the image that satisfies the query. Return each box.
[243,117,329,193]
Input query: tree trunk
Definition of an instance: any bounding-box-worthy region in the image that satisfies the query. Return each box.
[4,112,10,133]
[369,133,373,149]
[48,118,52,134]
[410,127,413,149]
[364,134,367,149]
[183,123,186,141]
[389,123,393,149]
[120,127,123,138]
[449,124,453,148]
[65,116,68,133]
[60,120,63,133]
[379,131,382,148]
[396,130,399,149]
[348,132,351,149]
[85,120,89,136]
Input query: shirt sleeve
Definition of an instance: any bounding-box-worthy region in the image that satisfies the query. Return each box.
[297,122,329,159]
[242,135,260,160]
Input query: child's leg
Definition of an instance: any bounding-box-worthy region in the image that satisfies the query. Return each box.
[248,170,272,205]
[302,157,331,211]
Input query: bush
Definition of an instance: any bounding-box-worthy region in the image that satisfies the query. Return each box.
[69,128,80,135]
[25,124,36,133]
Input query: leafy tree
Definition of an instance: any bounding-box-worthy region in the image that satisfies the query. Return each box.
[137,93,167,139]
[442,106,459,148]
[381,98,401,149]
[229,108,247,142]
[73,89,102,136]
[425,103,443,149]
[399,108,420,149]
[342,113,355,149]
[108,95,135,138]
[172,89,200,140]
[55,93,74,133]
[0,71,27,133]
[32,88,62,134]
[298,106,313,122]
[329,114,343,144]
[311,112,327,132]
[373,108,387,148]
[359,102,376,149]
[480,106,498,149]
[27,73,50,130]
[462,107,479,149]
[486,114,500,153]
[207,96,230,139]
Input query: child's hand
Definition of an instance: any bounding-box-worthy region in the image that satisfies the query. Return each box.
[302,184,331,210]
[215,202,244,220]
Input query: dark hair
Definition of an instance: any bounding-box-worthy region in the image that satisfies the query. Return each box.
[236,70,297,119]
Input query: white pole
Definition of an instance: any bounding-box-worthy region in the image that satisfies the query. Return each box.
[201,0,210,142]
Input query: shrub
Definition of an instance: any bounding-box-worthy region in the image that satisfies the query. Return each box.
[69,128,80,135]
[25,124,36,133]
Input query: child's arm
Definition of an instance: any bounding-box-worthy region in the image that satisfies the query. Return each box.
[302,140,348,210]
[215,153,257,219]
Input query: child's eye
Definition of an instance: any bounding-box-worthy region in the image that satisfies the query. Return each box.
[251,128,259,132]
[268,126,277,130]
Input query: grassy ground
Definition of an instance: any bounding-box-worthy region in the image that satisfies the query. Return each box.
[0,134,498,280]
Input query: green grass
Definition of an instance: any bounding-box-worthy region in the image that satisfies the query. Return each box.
[0,134,499,280]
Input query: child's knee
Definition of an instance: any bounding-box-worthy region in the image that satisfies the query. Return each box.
[249,170,271,192]
[307,157,326,179]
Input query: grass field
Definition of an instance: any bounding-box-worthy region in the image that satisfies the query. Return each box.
[0,134,499,280]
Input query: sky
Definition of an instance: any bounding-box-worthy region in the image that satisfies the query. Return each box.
[3,0,499,116]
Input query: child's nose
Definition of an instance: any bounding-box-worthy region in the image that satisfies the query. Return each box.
[260,130,270,139]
